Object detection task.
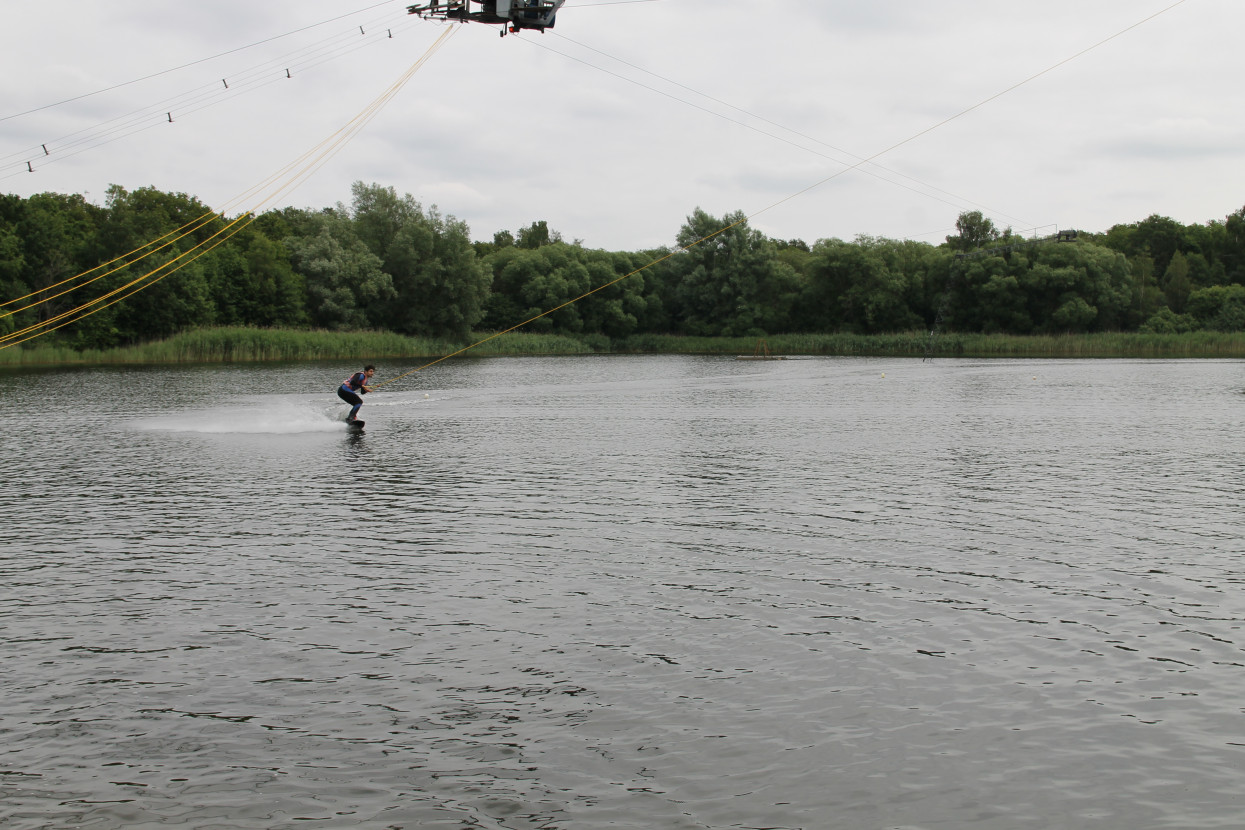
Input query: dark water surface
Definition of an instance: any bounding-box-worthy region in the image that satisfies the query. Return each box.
[3,355,1245,830]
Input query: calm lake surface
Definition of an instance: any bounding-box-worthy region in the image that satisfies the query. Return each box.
[3,354,1245,830]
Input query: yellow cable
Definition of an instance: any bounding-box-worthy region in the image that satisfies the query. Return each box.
[374,1,1191,389]
[0,213,254,345]
[0,210,227,318]
[10,0,1182,359]
[219,26,457,218]
[1,26,457,350]
[373,215,749,390]
[1,216,259,349]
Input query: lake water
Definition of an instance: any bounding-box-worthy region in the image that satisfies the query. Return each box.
[3,354,1245,830]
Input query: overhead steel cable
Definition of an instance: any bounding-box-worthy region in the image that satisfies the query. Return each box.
[0,21,381,166]
[0,10,423,182]
[519,35,1031,228]
[688,1,1192,255]
[217,25,458,218]
[0,0,405,124]
[547,31,1034,229]
[377,0,1188,389]
[171,17,425,124]
[5,1,1187,355]
[0,7,411,166]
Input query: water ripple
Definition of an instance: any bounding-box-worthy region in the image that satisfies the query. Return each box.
[4,357,1245,828]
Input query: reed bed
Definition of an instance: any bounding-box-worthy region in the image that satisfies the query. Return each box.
[0,327,595,367]
[933,331,1245,358]
[618,332,1245,358]
[5,327,1245,369]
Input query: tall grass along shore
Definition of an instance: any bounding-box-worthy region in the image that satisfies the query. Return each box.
[4,327,1245,368]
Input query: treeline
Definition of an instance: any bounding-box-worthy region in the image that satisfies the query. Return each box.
[3,180,1245,350]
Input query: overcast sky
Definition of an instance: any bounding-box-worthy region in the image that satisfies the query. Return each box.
[2,0,1242,251]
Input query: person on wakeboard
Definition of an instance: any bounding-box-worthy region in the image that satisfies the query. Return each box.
[338,365,375,424]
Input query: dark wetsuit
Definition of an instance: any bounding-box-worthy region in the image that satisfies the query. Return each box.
[338,371,369,421]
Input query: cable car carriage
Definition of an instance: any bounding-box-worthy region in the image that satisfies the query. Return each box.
[408,1,566,35]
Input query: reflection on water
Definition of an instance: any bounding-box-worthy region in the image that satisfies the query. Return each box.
[3,356,1245,829]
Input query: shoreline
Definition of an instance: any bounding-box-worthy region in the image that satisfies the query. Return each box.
[3,327,1245,368]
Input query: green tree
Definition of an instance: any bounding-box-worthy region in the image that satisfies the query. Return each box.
[196,227,305,328]
[242,231,306,326]
[796,238,868,332]
[1129,214,1188,275]
[112,253,216,343]
[978,272,1032,333]
[285,209,393,330]
[798,236,924,334]
[1101,214,1192,278]
[202,242,250,326]
[481,243,651,338]
[1224,205,1245,284]
[14,192,104,337]
[1050,296,1097,332]
[943,239,1130,335]
[386,209,490,339]
[252,206,319,243]
[944,254,1009,333]
[93,186,221,345]
[628,248,680,334]
[348,182,489,338]
[1187,284,1245,331]
[571,249,649,339]
[0,209,27,338]
[1128,253,1164,328]
[947,210,1000,252]
[672,208,799,336]
[1162,250,1192,313]
[472,228,515,259]
[485,245,587,333]
[516,220,561,250]
[1139,306,1197,334]
[845,236,927,332]
[99,185,217,257]
[1016,242,1130,334]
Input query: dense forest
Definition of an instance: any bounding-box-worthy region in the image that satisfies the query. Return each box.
[3,180,1245,351]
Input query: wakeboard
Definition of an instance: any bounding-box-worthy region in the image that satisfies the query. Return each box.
[347,420,365,431]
